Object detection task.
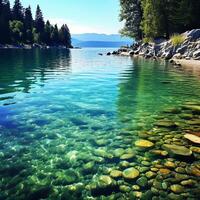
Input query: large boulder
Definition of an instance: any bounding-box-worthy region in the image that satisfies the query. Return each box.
[186,29,200,41]
[176,45,188,54]
[162,144,192,156]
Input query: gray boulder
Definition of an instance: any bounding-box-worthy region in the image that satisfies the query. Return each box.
[193,50,200,58]
[176,45,188,54]
[186,29,200,40]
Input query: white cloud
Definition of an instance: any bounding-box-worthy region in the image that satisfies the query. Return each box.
[49,18,122,34]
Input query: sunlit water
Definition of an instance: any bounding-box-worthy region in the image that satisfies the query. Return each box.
[0,48,200,199]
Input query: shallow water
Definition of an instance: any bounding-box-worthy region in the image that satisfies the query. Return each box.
[0,48,200,199]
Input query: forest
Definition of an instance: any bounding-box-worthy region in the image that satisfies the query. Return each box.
[0,0,72,47]
[120,0,200,41]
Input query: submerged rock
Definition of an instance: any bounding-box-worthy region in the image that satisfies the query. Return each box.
[88,175,118,196]
[184,134,200,144]
[170,184,184,194]
[120,153,135,160]
[155,120,177,128]
[162,144,192,156]
[135,140,154,148]
[159,168,171,175]
[150,150,168,156]
[190,146,200,153]
[113,148,125,157]
[136,177,148,187]
[182,105,200,114]
[122,167,140,180]
[110,170,122,178]
[181,179,197,186]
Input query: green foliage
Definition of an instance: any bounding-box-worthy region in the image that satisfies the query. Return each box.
[142,37,152,44]
[119,0,142,40]
[120,0,200,41]
[0,0,72,47]
[9,20,23,43]
[170,34,186,46]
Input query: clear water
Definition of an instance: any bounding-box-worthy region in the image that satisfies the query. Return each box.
[0,48,200,199]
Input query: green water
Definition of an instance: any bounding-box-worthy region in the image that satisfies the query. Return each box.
[0,49,200,199]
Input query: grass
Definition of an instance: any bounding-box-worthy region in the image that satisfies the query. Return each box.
[170,34,186,46]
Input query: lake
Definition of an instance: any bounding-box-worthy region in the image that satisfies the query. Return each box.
[0,48,200,199]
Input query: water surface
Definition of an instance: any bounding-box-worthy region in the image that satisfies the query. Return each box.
[0,49,200,199]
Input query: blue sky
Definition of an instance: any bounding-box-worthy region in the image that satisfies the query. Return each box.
[10,0,123,34]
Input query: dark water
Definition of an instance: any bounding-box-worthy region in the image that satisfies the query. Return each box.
[0,48,200,199]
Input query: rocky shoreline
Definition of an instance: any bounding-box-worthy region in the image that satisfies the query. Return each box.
[0,44,72,50]
[107,29,200,67]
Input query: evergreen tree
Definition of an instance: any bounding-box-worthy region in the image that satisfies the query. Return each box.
[119,0,142,40]
[51,24,59,45]
[59,24,71,47]
[0,0,11,44]
[12,0,23,21]
[44,20,51,45]
[0,0,72,46]
[35,5,45,43]
[24,6,33,43]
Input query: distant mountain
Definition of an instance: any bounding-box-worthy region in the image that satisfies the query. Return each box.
[72,33,133,48]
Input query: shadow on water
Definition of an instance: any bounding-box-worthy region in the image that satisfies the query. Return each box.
[0,48,71,94]
[0,48,71,132]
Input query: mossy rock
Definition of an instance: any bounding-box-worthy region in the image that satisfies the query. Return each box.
[162,144,192,156]
[136,177,148,188]
[135,140,154,148]
[122,167,140,180]
[154,120,177,129]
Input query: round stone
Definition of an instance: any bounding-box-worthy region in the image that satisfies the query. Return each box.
[99,175,113,185]
[113,148,125,157]
[181,179,197,186]
[164,161,176,168]
[132,185,140,190]
[119,185,131,193]
[151,150,168,156]
[110,170,122,178]
[122,167,140,180]
[159,168,171,175]
[170,184,184,194]
[135,140,154,148]
[162,144,192,156]
[120,153,135,160]
[136,177,148,187]
[145,171,156,179]
[83,161,95,171]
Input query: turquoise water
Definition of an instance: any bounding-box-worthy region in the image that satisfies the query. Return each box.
[0,48,200,199]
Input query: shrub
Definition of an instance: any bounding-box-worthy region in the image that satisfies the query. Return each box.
[143,37,153,44]
[170,34,186,46]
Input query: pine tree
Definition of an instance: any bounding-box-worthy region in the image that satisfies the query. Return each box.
[44,20,51,45]
[24,6,33,43]
[59,24,71,47]
[51,24,59,45]
[35,5,45,43]
[0,0,11,44]
[119,0,142,40]
[12,0,23,21]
